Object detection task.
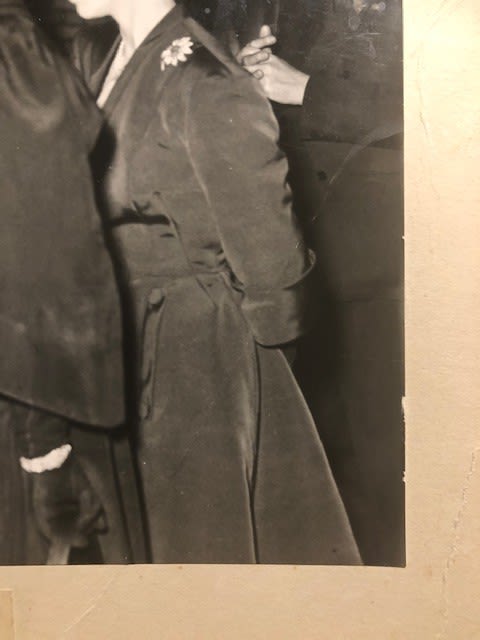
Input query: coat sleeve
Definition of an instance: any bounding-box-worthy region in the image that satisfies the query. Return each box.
[185,65,315,347]
[0,13,102,152]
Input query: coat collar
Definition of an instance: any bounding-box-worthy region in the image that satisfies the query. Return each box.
[88,35,122,99]
[141,3,186,47]
[89,3,188,113]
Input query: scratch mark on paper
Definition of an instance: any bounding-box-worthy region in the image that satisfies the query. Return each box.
[428,0,466,34]
[416,52,430,142]
[438,446,480,639]
[410,0,466,58]
[412,0,465,203]
[62,572,120,638]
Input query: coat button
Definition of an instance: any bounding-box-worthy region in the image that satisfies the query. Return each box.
[147,287,164,308]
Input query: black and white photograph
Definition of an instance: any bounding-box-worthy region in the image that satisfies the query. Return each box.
[0,0,404,567]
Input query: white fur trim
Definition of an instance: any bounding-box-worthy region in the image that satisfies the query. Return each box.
[20,444,72,474]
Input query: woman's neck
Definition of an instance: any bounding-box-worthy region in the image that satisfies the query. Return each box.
[113,0,176,53]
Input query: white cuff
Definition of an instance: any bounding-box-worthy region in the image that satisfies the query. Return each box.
[19,444,72,474]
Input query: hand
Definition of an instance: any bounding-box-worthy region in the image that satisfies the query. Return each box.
[31,453,105,550]
[236,25,277,67]
[237,25,310,106]
[246,54,310,106]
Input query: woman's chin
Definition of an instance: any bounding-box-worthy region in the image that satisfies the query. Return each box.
[69,2,109,21]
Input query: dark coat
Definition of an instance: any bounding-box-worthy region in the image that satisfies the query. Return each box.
[74,5,361,564]
[0,0,124,427]
[269,0,404,298]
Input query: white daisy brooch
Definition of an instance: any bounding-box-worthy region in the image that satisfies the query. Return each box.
[160,36,194,71]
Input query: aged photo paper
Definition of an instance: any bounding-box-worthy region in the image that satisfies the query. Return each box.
[0,0,479,636]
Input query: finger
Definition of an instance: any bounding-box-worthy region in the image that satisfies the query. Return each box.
[244,65,265,80]
[259,24,273,38]
[249,34,277,50]
[243,50,271,66]
[237,45,261,65]
[238,44,260,58]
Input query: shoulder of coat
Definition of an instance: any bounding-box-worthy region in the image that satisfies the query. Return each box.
[181,16,243,78]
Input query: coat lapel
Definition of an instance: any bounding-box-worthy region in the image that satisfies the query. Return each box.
[100,5,188,117]
[87,35,121,98]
